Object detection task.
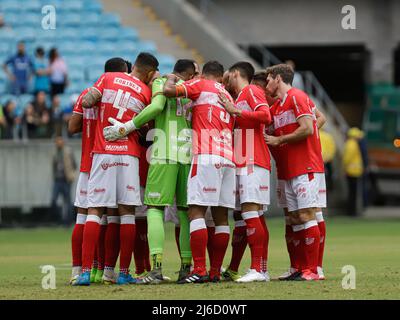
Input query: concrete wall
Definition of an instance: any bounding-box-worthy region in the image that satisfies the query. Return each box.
[189,0,399,83]
[141,0,260,68]
[0,140,81,207]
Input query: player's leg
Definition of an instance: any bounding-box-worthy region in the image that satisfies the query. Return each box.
[258,209,269,276]
[93,213,107,283]
[205,208,215,272]
[288,174,320,281]
[70,172,89,284]
[236,166,268,282]
[73,154,116,286]
[140,162,178,284]
[103,207,119,284]
[133,190,149,278]
[316,173,327,279]
[209,206,230,282]
[176,163,192,280]
[115,155,141,285]
[223,210,246,281]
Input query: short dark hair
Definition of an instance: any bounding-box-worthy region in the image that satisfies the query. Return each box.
[265,64,294,85]
[134,52,159,73]
[125,60,132,73]
[229,61,255,82]
[202,60,224,78]
[173,59,195,74]
[251,71,267,88]
[104,57,128,73]
[35,47,45,57]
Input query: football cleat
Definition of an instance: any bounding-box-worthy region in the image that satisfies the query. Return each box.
[317,267,325,280]
[177,266,191,283]
[263,271,271,282]
[222,268,240,281]
[90,268,98,283]
[293,270,320,281]
[236,269,268,283]
[137,269,166,284]
[69,274,79,285]
[102,271,117,285]
[116,273,137,285]
[176,272,209,284]
[94,269,104,284]
[72,271,91,286]
[278,268,298,281]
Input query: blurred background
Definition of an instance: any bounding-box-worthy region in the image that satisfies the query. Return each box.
[0,0,399,227]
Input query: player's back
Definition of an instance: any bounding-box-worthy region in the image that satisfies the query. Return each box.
[92,72,151,157]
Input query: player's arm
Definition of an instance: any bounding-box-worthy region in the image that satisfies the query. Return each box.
[68,113,83,134]
[315,107,326,129]
[82,88,101,108]
[163,74,186,98]
[218,92,271,124]
[265,116,314,146]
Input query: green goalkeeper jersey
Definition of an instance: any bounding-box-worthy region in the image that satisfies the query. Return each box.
[133,77,192,164]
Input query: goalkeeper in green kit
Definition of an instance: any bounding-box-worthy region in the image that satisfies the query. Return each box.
[103,59,198,283]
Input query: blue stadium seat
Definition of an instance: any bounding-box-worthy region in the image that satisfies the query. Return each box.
[18,94,34,111]
[119,28,139,42]
[0,94,17,106]
[84,1,103,14]
[0,79,6,94]
[79,13,101,27]
[65,81,87,94]
[0,1,21,12]
[55,28,80,41]
[58,41,79,55]
[99,13,121,27]
[98,28,120,41]
[97,42,117,55]
[80,28,99,42]
[57,13,82,27]
[137,41,157,54]
[23,0,42,12]
[69,69,85,82]
[58,94,72,110]
[14,28,37,42]
[58,0,83,12]
[87,65,104,82]
[65,56,87,69]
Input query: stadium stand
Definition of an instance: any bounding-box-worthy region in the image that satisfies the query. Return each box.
[0,0,176,138]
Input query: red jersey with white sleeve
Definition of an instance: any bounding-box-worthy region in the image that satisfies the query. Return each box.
[73,88,98,173]
[177,78,235,162]
[270,87,324,180]
[91,72,151,158]
[234,84,271,169]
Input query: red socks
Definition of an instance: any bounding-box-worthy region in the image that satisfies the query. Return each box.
[97,215,107,271]
[228,220,247,272]
[206,224,215,267]
[71,214,86,267]
[104,216,120,270]
[259,212,269,272]
[209,225,230,279]
[316,211,326,269]
[119,215,136,274]
[190,218,208,275]
[81,215,101,273]
[242,211,265,272]
[285,216,298,270]
[292,220,320,274]
[134,218,149,275]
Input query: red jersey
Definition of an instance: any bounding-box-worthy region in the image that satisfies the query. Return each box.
[73,88,98,173]
[234,84,271,169]
[91,72,151,157]
[270,87,324,180]
[178,78,235,162]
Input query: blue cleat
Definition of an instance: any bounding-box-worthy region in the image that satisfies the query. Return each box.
[116,273,137,285]
[72,271,91,286]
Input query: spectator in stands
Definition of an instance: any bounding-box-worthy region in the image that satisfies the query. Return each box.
[319,128,336,190]
[51,95,66,137]
[33,47,50,95]
[0,13,11,30]
[21,103,40,139]
[343,127,364,216]
[51,136,76,226]
[31,91,51,138]
[285,60,304,90]
[1,100,19,139]
[49,48,68,97]
[3,41,34,95]
[0,104,5,138]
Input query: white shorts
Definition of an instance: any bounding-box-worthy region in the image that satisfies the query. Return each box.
[74,172,89,209]
[135,187,147,218]
[277,173,322,212]
[236,165,270,206]
[88,153,141,208]
[187,155,236,209]
[316,173,327,208]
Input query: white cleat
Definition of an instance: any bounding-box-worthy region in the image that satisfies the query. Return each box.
[278,268,298,280]
[102,270,118,285]
[69,274,79,285]
[69,266,82,285]
[263,271,271,282]
[317,267,325,280]
[236,269,268,283]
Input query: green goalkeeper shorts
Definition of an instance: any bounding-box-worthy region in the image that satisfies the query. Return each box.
[144,162,190,208]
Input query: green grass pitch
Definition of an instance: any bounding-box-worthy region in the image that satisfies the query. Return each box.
[0,217,399,299]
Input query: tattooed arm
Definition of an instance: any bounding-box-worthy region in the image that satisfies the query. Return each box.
[82,88,102,109]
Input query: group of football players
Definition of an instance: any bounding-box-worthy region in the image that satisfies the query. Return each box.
[68,51,327,286]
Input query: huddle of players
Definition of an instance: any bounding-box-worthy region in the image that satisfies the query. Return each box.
[69,51,327,286]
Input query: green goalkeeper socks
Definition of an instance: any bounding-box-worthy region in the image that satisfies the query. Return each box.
[178,209,192,265]
[147,208,165,269]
